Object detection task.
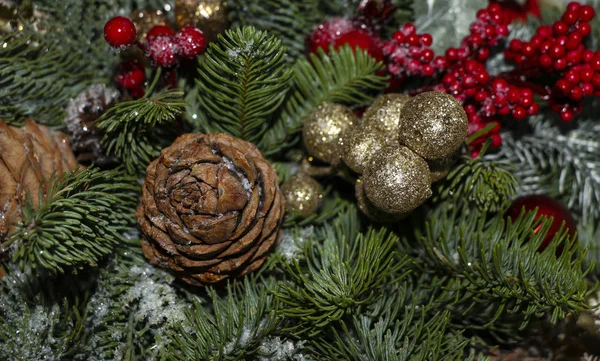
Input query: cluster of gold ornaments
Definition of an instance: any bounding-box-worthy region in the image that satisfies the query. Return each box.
[301,91,468,221]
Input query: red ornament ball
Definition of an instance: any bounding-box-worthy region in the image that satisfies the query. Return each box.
[175,26,207,58]
[507,194,577,252]
[104,16,137,48]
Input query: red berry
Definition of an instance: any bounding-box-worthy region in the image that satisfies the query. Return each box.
[553,21,568,36]
[513,106,527,120]
[147,36,178,67]
[561,109,574,122]
[528,103,539,115]
[570,86,583,100]
[104,16,137,48]
[175,26,207,58]
[567,2,581,13]
[147,25,175,41]
[578,22,592,37]
[562,10,578,25]
[556,79,572,93]
[115,61,145,89]
[420,34,433,46]
[490,133,502,147]
[579,5,595,22]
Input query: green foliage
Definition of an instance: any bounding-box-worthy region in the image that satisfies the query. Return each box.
[275,223,410,336]
[0,0,131,126]
[317,309,471,361]
[192,27,293,145]
[261,45,388,155]
[78,241,191,361]
[491,118,600,224]
[164,278,280,361]
[0,268,86,361]
[435,149,518,213]
[228,0,321,62]
[415,205,590,330]
[96,88,185,174]
[5,167,138,276]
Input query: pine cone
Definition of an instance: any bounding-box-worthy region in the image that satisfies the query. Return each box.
[137,133,285,286]
[0,119,78,257]
[64,84,120,167]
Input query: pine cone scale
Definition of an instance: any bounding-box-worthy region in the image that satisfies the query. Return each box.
[137,133,284,286]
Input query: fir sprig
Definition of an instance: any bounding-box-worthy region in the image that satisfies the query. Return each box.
[260,45,389,155]
[275,224,410,336]
[416,205,590,329]
[435,146,518,213]
[164,278,280,361]
[96,87,185,174]
[228,0,322,62]
[0,268,86,361]
[5,167,138,275]
[192,26,293,146]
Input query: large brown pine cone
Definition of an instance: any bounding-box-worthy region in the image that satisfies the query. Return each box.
[137,133,285,286]
[0,119,78,256]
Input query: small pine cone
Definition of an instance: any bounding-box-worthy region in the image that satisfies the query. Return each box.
[137,133,285,286]
[0,119,78,257]
[64,84,120,167]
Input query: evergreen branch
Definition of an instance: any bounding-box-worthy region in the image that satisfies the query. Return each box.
[79,241,191,361]
[192,26,293,147]
[0,268,87,361]
[275,225,410,336]
[228,0,322,62]
[5,167,138,276]
[96,88,185,174]
[260,45,389,155]
[434,146,518,213]
[493,119,600,224]
[164,278,280,361]
[416,205,590,329]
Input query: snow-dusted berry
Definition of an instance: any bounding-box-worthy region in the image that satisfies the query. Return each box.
[147,36,178,68]
[147,25,175,42]
[175,26,207,58]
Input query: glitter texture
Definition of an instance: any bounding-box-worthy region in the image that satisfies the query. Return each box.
[427,151,459,183]
[363,146,432,214]
[398,91,468,160]
[362,93,410,145]
[281,172,323,218]
[342,126,386,174]
[303,103,357,165]
[355,180,407,222]
[175,0,228,43]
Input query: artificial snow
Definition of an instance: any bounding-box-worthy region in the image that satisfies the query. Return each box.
[258,337,307,361]
[276,226,314,261]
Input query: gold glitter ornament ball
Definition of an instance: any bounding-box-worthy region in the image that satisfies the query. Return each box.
[355,180,406,223]
[130,8,171,42]
[175,0,228,43]
[342,126,386,174]
[427,151,459,183]
[281,172,323,218]
[363,146,432,214]
[398,91,468,160]
[303,103,357,165]
[362,93,410,145]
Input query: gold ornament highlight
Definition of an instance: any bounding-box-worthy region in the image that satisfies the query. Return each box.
[303,103,357,165]
[362,93,410,145]
[362,146,432,214]
[175,0,228,43]
[281,172,323,218]
[398,91,468,160]
[342,126,386,174]
[129,8,171,42]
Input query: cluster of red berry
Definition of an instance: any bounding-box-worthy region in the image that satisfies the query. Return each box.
[307,1,596,156]
[505,3,597,121]
[103,16,206,96]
